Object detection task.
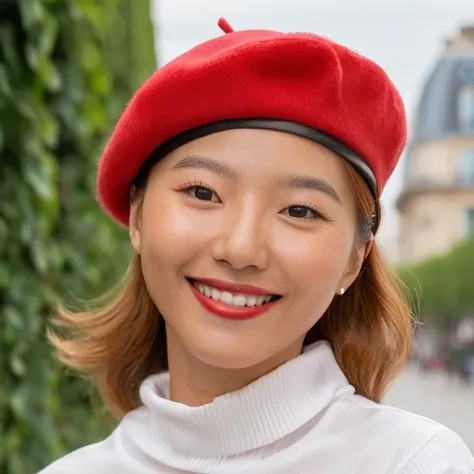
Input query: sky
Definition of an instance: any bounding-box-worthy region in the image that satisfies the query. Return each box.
[151,0,474,258]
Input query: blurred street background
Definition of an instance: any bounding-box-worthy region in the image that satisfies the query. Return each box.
[1,1,473,473]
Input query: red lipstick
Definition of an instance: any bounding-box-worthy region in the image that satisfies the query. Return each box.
[188,278,280,320]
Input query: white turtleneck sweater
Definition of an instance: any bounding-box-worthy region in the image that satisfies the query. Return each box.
[39,341,473,474]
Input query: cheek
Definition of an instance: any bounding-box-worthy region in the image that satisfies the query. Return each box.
[138,194,206,317]
[139,192,214,276]
[276,226,353,298]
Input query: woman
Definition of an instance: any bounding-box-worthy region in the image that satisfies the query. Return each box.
[40,18,473,474]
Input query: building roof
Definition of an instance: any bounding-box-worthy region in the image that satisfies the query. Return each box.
[412,52,474,144]
[400,50,474,188]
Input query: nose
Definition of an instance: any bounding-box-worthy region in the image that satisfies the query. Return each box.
[211,203,270,271]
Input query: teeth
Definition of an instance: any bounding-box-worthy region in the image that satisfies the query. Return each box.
[246,295,257,306]
[233,294,247,307]
[192,282,276,307]
[220,291,233,305]
[211,288,220,300]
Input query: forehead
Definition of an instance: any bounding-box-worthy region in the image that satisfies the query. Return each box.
[154,128,355,200]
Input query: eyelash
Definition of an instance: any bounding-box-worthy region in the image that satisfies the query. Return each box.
[177,180,219,198]
[287,200,330,221]
[177,181,330,221]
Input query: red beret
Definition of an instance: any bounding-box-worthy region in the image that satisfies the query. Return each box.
[97,18,407,227]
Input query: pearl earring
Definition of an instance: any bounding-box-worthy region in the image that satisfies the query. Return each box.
[340,288,345,295]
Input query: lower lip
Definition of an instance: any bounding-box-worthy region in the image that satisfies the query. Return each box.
[189,283,278,320]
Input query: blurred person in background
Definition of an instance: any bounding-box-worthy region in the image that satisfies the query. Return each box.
[38,18,474,474]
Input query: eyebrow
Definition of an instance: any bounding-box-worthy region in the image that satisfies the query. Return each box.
[276,174,341,204]
[171,154,341,203]
[171,155,238,180]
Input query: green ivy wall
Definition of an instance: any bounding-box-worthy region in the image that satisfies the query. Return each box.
[0,1,156,472]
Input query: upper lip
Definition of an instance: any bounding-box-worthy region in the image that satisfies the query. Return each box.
[188,277,279,296]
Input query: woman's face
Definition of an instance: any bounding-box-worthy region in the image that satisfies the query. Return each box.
[130,129,366,370]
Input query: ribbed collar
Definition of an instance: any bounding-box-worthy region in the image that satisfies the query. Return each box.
[120,341,353,469]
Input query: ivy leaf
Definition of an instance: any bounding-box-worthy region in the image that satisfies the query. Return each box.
[0,64,12,97]
[38,56,62,92]
[19,0,46,31]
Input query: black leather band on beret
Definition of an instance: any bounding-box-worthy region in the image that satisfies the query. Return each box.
[135,119,378,202]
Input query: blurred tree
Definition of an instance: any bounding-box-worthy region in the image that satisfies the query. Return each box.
[399,238,474,327]
[0,0,156,472]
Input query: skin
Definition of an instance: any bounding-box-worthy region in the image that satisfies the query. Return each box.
[129,128,370,407]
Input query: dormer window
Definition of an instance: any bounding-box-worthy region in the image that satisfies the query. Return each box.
[458,85,474,132]
[459,149,474,185]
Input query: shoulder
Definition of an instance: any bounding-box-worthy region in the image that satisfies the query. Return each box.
[36,436,130,474]
[36,407,150,474]
[341,395,474,473]
[399,429,474,474]
[37,440,111,474]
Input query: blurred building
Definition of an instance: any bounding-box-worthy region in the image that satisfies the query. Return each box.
[397,26,474,263]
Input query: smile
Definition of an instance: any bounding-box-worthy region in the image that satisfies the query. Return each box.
[192,280,276,306]
[187,278,281,320]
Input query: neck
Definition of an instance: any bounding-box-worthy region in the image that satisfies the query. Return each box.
[165,326,304,406]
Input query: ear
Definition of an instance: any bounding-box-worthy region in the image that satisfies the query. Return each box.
[129,202,142,255]
[338,236,374,294]
[363,236,374,261]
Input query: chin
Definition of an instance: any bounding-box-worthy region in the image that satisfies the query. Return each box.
[187,330,276,370]
[163,295,309,373]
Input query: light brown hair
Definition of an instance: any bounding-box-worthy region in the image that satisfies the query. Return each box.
[49,162,413,417]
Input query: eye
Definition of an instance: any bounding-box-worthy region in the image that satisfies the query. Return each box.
[281,202,331,222]
[190,186,215,201]
[284,205,317,220]
[178,182,221,203]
